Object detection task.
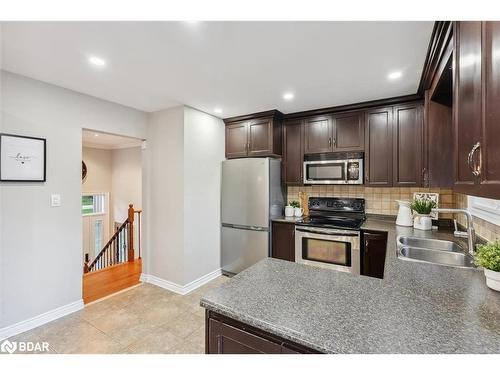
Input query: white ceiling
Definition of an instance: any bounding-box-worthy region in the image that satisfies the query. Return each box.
[82,129,142,150]
[1,21,434,118]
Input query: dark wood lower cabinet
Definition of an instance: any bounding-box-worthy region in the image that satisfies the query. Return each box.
[360,231,387,279]
[271,221,295,262]
[206,311,320,354]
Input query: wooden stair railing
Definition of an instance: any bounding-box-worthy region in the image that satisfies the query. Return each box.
[84,204,142,273]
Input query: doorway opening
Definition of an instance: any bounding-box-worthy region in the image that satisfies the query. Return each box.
[81,129,144,304]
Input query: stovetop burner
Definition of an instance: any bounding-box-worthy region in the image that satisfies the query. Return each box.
[297,197,366,230]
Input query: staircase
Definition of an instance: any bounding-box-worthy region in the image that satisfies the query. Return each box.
[82,204,142,304]
[84,204,142,273]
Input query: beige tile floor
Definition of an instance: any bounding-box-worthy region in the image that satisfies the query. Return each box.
[6,276,229,354]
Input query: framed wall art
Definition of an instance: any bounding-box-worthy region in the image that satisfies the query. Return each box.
[0,133,46,182]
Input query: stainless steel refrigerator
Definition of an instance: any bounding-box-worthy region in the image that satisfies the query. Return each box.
[221,158,284,275]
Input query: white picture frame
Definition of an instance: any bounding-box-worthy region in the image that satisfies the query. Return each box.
[0,133,46,182]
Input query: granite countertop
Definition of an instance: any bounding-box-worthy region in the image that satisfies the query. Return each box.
[201,217,500,354]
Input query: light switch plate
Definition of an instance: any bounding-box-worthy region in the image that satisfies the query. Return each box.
[51,194,61,207]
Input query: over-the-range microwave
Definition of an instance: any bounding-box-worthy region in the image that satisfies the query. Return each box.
[303,153,364,185]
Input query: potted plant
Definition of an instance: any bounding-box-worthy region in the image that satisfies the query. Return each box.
[410,198,436,230]
[289,200,303,217]
[475,241,500,292]
[284,201,296,217]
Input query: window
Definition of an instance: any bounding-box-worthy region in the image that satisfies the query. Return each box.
[468,195,500,226]
[82,193,106,215]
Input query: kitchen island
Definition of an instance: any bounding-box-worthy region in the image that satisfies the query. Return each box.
[200,217,500,354]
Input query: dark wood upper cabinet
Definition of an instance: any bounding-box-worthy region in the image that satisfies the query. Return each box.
[282,119,304,185]
[224,112,282,159]
[303,115,333,154]
[364,107,393,186]
[453,21,483,193]
[453,21,500,198]
[424,90,453,188]
[271,221,295,262]
[332,111,364,151]
[247,118,273,156]
[392,103,423,187]
[225,121,248,159]
[480,21,500,198]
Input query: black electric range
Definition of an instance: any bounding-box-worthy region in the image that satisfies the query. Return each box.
[297,197,366,230]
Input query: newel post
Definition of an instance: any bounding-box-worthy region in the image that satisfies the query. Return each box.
[128,204,135,262]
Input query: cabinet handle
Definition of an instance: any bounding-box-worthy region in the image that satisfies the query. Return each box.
[467,142,481,177]
[328,137,332,147]
[333,138,336,147]
[422,168,428,186]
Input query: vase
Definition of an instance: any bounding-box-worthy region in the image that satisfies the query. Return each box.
[413,214,432,230]
[484,269,500,292]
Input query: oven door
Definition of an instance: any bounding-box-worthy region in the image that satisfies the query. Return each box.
[294,226,360,274]
[303,160,347,184]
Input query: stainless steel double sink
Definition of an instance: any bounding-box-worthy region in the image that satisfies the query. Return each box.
[397,236,476,269]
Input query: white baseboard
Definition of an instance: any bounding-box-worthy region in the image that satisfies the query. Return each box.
[0,299,84,341]
[140,268,222,295]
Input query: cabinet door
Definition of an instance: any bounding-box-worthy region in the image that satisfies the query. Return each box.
[333,111,364,151]
[303,116,333,154]
[271,222,295,262]
[225,121,248,158]
[361,231,387,279]
[453,21,483,192]
[282,119,304,185]
[364,107,393,186]
[393,103,423,186]
[480,21,500,198]
[248,118,273,156]
[208,318,282,354]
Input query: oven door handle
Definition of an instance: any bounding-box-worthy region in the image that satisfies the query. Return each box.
[295,227,359,236]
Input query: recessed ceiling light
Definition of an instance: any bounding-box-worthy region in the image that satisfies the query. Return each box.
[214,108,223,114]
[388,71,402,80]
[283,92,294,101]
[88,56,106,67]
[94,133,99,137]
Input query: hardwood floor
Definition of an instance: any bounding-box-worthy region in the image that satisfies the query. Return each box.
[83,259,142,304]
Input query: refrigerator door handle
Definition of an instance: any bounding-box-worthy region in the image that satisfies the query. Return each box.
[222,223,269,232]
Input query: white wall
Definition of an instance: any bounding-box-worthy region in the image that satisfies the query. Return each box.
[111,147,142,224]
[111,146,142,257]
[144,106,225,286]
[144,106,185,285]
[0,71,147,329]
[82,147,112,194]
[183,107,225,284]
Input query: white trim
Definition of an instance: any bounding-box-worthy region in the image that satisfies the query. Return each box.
[0,299,84,341]
[468,195,500,226]
[140,268,222,295]
[83,141,143,150]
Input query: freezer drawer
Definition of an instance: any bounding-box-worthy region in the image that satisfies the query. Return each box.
[221,226,269,274]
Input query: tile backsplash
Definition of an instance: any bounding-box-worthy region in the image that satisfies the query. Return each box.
[286,186,454,216]
[286,186,500,243]
[454,193,500,242]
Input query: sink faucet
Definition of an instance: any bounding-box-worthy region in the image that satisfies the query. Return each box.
[431,208,476,254]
